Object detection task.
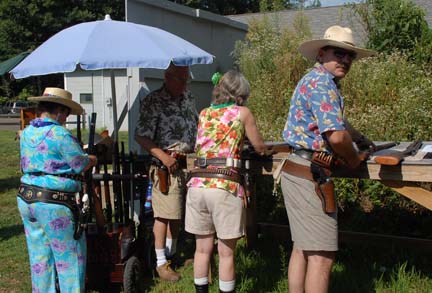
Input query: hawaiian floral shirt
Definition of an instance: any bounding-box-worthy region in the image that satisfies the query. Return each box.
[282,63,346,152]
[188,103,245,196]
[20,117,89,192]
[135,85,198,152]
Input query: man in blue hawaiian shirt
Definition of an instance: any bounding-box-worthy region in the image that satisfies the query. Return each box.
[281,26,376,293]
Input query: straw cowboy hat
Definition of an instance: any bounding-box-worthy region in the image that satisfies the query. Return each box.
[299,25,376,62]
[29,87,83,115]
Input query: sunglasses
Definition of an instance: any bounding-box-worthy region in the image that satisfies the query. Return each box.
[323,46,357,60]
[332,48,357,60]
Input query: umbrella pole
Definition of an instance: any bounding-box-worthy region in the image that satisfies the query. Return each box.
[110,70,119,142]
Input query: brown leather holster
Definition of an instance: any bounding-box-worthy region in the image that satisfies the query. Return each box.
[281,159,336,214]
[157,166,170,194]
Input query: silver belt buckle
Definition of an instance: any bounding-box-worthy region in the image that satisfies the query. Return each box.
[226,158,233,167]
[197,157,207,167]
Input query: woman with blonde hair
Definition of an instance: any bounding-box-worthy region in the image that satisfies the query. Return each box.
[186,70,270,293]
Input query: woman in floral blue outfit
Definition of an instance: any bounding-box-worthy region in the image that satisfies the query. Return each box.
[17,87,97,293]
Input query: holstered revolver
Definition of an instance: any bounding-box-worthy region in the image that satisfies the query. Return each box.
[311,163,336,214]
[314,178,336,214]
[157,165,169,194]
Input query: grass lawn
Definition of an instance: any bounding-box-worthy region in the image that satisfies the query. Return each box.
[1,130,432,292]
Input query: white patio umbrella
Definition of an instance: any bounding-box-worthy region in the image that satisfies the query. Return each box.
[11,15,214,139]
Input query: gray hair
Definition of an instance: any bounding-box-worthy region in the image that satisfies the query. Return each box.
[212,70,250,106]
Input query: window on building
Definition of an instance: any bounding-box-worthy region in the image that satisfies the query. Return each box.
[80,93,93,104]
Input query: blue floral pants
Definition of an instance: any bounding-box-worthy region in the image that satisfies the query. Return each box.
[17,197,86,293]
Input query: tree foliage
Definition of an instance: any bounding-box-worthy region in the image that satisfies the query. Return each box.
[168,0,308,15]
[352,0,432,64]
[0,0,124,98]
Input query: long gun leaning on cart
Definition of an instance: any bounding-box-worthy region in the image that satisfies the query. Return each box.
[80,113,105,236]
[112,141,124,223]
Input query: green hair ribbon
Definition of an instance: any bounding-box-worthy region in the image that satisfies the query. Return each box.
[211,72,222,86]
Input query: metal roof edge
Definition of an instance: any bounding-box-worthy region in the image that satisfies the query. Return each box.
[128,0,248,31]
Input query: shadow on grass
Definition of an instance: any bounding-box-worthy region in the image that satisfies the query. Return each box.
[331,242,432,293]
[0,224,24,241]
[232,234,432,293]
[0,176,20,193]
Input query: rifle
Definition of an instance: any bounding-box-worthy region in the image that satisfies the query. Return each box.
[102,146,113,226]
[92,158,106,229]
[374,140,423,166]
[76,113,97,239]
[112,141,123,223]
[121,142,130,222]
[76,114,81,144]
[373,142,399,152]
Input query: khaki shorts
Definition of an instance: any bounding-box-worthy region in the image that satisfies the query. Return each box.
[150,165,186,220]
[185,187,245,239]
[281,155,338,251]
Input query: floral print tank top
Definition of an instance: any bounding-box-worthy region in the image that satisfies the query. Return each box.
[188,102,245,196]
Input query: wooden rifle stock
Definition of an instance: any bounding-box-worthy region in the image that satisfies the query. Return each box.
[374,140,422,166]
[92,163,106,228]
[264,142,292,154]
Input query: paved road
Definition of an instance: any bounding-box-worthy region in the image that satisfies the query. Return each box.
[0,116,20,131]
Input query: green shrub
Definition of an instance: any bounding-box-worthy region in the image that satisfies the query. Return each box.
[353,0,432,65]
[343,52,432,141]
[234,11,311,141]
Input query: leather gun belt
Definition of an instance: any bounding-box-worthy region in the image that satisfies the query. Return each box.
[194,157,242,168]
[281,159,314,181]
[17,183,78,211]
[189,168,242,183]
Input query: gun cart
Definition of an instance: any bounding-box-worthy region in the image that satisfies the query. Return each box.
[82,115,154,292]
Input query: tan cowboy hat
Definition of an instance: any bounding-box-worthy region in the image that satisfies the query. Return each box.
[29,87,83,115]
[299,25,376,62]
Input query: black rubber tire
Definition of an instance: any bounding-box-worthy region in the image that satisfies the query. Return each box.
[123,256,145,293]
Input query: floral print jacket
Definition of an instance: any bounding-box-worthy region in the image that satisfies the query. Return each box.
[20,117,89,192]
[282,63,346,152]
[188,103,245,196]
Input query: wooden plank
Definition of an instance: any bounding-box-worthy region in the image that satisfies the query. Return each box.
[333,162,432,182]
[381,180,432,210]
[188,153,432,182]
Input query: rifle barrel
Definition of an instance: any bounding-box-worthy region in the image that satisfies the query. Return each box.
[373,142,398,153]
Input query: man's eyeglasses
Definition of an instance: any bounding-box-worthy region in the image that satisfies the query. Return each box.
[324,46,357,60]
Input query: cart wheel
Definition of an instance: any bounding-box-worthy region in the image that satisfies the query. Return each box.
[123,256,145,293]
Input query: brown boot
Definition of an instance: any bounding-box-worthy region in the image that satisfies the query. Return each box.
[156,262,181,281]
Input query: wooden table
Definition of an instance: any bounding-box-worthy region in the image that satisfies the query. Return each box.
[187,142,432,247]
